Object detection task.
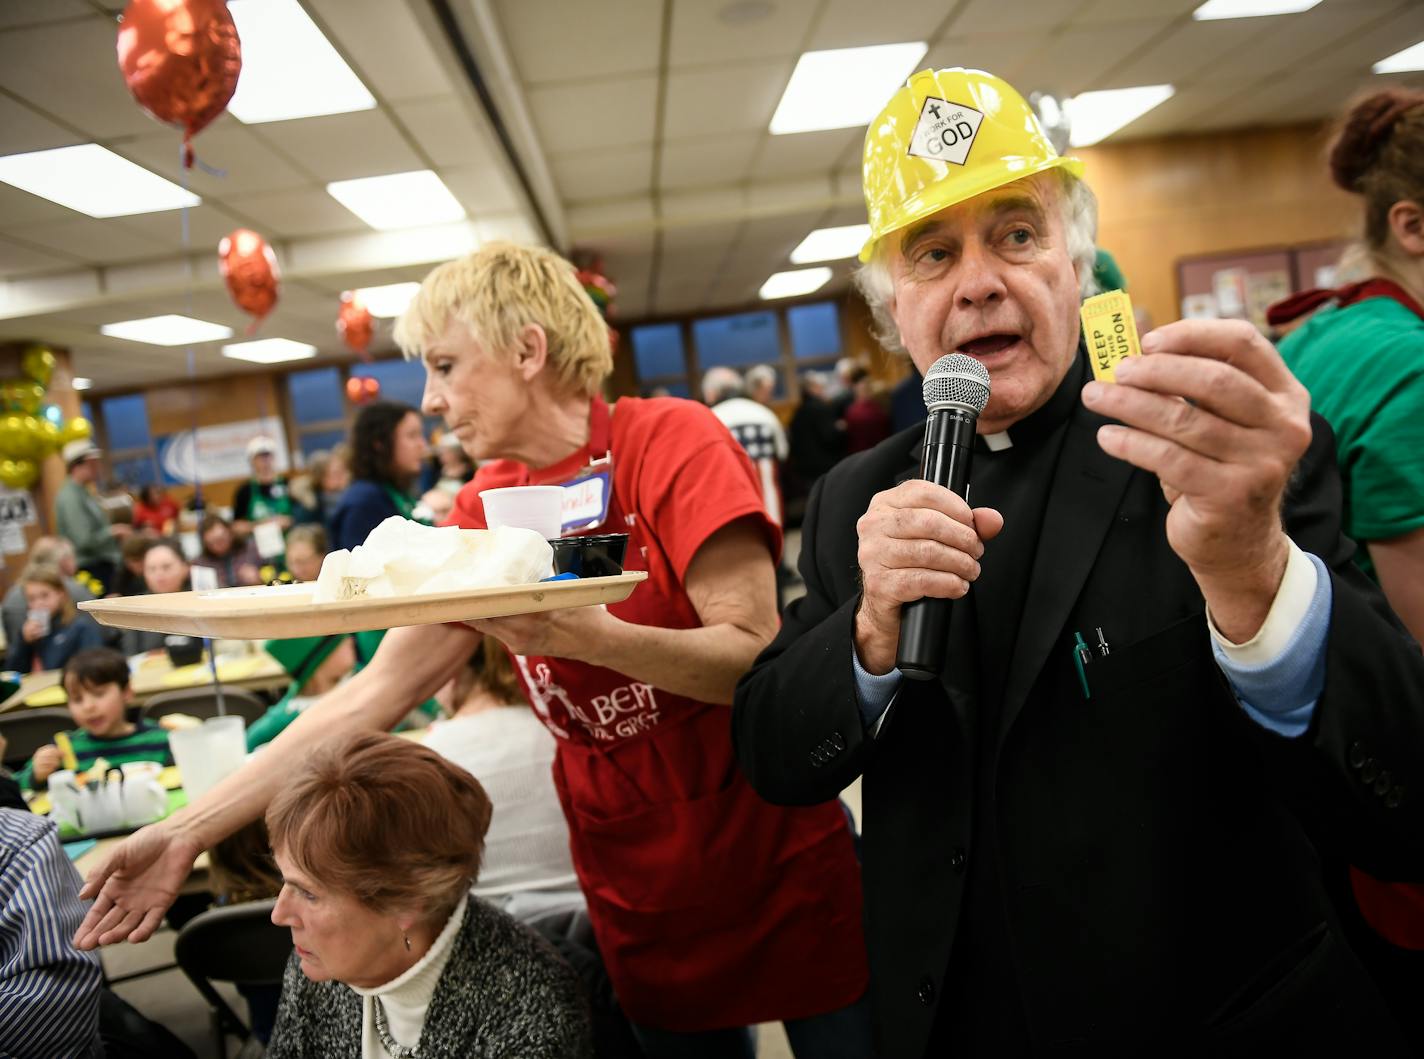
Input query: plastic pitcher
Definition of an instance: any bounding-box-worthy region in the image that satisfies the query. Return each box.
[168,716,247,801]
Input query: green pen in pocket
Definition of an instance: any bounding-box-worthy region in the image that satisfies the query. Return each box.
[1073,631,1093,699]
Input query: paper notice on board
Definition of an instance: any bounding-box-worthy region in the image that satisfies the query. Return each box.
[1212,268,1247,318]
[0,522,25,555]
[1182,293,1218,319]
[253,520,286,559]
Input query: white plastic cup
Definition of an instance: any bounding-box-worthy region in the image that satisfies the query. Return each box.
[169,716,247,801]
[47,770,81,830]
[479,486,564,540]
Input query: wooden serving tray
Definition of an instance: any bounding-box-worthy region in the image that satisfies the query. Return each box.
[79,573,647,639]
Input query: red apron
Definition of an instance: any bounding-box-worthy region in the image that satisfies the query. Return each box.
[450,396,869,1029]
[1271,277,1424,950]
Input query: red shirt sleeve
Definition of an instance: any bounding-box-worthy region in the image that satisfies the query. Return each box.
[445,459,526,530]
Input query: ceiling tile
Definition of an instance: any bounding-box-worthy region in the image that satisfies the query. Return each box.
[807,1,948,50]
[305,0,451,103]
[1068,0,1201,24]
[441,164,526,215]
[528,77,659,153]
[1020,21,1174,97]
[115,204,260,254]
[1100,22,1266,90]
[111,118,317,198]
[659,135,760,189]
[0,94,86,156]
[248,110,424,183]
[567,198,655,238]
[752,128,860,180]
[943,0,1079,36]
[921,33,1046,88]
[5,216,171,264]
[668,0,816,67]
[496,0,662,84]
[0,234,80,277]
[0,0,94,30]
[663,63,791,140]
[0,15,162,139]
[221,189,367,239]
[660,221,740,257]
[550,147,653,203]
[392,96,500,170]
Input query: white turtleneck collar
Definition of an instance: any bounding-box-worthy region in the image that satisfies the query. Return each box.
[349,891,469,1058]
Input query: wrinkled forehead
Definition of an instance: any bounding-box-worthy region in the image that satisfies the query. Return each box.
[894,174,1062,257]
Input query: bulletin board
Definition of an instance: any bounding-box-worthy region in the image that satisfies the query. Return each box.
[1175,241,1348,334]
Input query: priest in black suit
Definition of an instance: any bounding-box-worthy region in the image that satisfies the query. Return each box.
[733,67,1424,1057]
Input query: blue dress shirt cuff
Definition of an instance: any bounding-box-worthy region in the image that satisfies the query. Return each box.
[1211,550,1331,738]
[852,644,902,733]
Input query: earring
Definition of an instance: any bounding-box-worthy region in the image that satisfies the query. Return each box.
[403,933,411,952]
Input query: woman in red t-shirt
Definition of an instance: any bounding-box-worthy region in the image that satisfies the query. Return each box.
[76,243,870,1058]
[131,484,179,535]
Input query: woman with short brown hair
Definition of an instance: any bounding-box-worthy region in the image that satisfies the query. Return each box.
[264,730,590,1058]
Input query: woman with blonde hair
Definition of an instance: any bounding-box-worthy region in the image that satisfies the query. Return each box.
[80,241,870,1059]
[264,730,590,1058]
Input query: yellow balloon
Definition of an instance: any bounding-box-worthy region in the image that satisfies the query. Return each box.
[0,413,26,458]
[60,416,94,445]
[0,381,23,414]
[16,415,44,459]
[0,458,37,490]
[37,418,60,454]
[20,346,55,388]
[15,382,43,415]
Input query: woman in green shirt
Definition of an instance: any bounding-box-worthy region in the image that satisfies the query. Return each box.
[1273,86,1424,1051]
[1276,87,1424,647]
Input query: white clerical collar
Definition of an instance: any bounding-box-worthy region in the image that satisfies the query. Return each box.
[983,431,1013,451]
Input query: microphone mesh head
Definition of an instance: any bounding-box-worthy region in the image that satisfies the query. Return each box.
[922,353,991,414]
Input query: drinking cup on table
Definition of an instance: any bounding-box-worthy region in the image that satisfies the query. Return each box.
[77,781,124,833]
[47,770,80,830]
[168,715,247,801]
[119,761,168,825]
[479,486,564,540]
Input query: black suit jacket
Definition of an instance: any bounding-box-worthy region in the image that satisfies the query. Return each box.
[733,400,1424,1057]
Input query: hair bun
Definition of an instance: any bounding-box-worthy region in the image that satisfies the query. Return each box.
[1330,88,1424,192]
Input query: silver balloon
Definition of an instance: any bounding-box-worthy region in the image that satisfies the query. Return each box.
[1029,91,1073,155]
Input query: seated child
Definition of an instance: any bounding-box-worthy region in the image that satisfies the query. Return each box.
[16,647,173,790]
[245,634,358,751]
[4,564,106,673]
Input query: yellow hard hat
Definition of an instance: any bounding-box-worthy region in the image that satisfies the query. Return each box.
[859,68,1084,262]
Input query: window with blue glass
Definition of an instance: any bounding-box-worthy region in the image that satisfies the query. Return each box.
[297,427,349,460]
[787,301,841,361]
[111,454,160,487]
[692,311,780,368]
[100,394,150,451]
[350,359,429,412]
[631,324,687,380]
[287,367,346,424]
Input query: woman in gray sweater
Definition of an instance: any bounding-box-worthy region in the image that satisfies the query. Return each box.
[263,731,591,1059]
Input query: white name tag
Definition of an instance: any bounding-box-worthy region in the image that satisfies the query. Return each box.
[561,472,610,533]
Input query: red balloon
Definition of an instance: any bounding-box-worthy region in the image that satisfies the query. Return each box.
[218,229,279,328]
[338,292,375,358]
[116,0,242,167]
[345,376,381,404]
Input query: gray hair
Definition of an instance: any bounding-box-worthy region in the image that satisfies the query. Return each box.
[745,364,777,394]
[853,170,1100,354]
[700,365,744,405]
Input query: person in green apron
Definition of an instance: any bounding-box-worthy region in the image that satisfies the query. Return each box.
[231,436,293,537]
[328,401,431,551]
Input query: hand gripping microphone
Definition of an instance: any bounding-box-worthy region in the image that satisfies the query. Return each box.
[895,353,992,680]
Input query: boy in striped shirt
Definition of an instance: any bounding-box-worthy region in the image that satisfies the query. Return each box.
[16,647,172,790]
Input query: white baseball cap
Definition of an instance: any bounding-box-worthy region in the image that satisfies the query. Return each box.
[246,436,278,460]
[62,439,101,467]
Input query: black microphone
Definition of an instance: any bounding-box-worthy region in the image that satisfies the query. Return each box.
[895,353,992,680]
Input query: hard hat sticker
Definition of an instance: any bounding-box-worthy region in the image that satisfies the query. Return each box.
[906,97,985,165]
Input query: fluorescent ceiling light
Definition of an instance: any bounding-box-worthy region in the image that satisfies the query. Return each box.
[227,0,375,123]
[326,171,466,231]
[790,224,873,264]
[0,144,200,218]
[760,267,833,300]
[222,338,318,364]
[354,282,421,318]
[73,377,93,390]
[1192,0,1320,18]
[100,315,234,346]
[1375,41,1424,74]
[770,42,928,134]
[1067,85,1175,147]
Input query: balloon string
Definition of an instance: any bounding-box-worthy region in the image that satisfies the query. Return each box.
[193,157,227,179]
[177,145,203,517]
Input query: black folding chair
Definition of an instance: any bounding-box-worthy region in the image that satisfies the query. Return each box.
[142,686,269,728]
[0,708,75,772]
[174,899,291,1056]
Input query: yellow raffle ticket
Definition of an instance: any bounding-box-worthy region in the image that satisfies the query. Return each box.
[1080,289,1142,383]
